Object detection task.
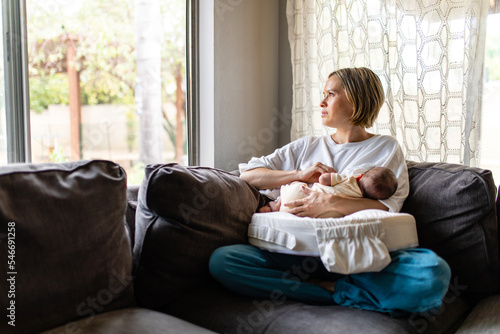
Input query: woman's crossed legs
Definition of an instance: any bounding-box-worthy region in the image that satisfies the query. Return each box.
[209,244,451,317]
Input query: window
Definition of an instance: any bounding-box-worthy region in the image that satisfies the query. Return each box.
[27,0,188,184]
[2,0,195,184]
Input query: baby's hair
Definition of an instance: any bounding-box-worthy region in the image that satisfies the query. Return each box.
[359,167,397,200]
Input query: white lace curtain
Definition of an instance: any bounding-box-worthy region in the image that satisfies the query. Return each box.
[286,0,488,166]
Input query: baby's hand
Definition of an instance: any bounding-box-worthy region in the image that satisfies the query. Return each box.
[269,197,281,211]
[318,173,332,185]
[283,186,335,218]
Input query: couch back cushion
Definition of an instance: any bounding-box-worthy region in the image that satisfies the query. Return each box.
[0,160,135,334]
[402,161,499,301]
[497,185,500,255]
[133,164,266,309]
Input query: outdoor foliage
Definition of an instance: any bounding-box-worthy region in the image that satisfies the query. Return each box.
[26,0,186,155]
[27,0,136,108]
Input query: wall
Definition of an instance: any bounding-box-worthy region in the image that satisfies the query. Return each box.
[214,0,279,171]
[200,0,292,171]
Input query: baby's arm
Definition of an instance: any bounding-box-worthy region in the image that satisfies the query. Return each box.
[319,172,345,186]
[319,173,332,185]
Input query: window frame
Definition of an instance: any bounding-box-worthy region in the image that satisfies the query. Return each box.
[186,0,199,166]
[2,0,31,163]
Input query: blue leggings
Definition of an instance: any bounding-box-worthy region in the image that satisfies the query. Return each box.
[209,245,451,316]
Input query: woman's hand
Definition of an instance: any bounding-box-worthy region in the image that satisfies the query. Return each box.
[241,163,335,190]
[297,162,336,184]
[283,186,336,218]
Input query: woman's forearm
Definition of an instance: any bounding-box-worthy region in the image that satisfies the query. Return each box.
[240,168,300,190]
[330,196,388,216]
[283,186,389,218]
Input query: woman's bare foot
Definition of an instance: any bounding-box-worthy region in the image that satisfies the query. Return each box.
[317,280,335,293]
[306,278,336,293]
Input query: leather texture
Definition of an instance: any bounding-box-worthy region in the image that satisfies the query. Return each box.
[0,160,135,334]
[133,163,266,309]
[402,161,500,301]
[41,307,216,334]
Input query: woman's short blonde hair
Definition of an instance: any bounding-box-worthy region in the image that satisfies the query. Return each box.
[328,67,385,128]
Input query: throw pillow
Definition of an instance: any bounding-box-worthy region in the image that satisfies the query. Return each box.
[0,160,135,334]
[402,161,499,301]
[133,163,267,308]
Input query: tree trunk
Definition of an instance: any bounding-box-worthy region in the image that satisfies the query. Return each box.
[175,63,185,164]
[65,35,82,161]
[135,0,163,165]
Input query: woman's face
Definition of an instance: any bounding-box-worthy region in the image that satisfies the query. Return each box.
[319,75,354,129]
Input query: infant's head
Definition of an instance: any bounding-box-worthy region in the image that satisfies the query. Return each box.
[358,167,397,200]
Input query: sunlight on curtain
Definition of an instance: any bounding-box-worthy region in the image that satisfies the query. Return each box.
[0,13,6,165]
[287,0,489,166]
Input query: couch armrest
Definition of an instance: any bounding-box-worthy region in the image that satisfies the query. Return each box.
[402,161,499,301]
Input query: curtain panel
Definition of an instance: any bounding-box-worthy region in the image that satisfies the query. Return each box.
[287,0,488,165]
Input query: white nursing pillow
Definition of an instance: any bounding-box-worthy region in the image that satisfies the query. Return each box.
[248,209,418,275]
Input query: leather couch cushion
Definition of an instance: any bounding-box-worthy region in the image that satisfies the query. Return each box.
[41,307,216,334]
[455,295,500,333]
[133,164,266,308]
[161,280,472,334]
[0,160,135,334]
[402,161,499,301]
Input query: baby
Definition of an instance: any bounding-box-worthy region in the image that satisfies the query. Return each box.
[259,167,397,218]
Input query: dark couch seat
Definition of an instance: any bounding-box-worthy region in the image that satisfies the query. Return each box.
[41,307,216,334]
[159,280,473,334]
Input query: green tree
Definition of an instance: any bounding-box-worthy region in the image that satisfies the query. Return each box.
[27,0,186,161]
[27,0,136,107]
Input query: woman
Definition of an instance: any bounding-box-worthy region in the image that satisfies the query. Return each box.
[209,67,451,316]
